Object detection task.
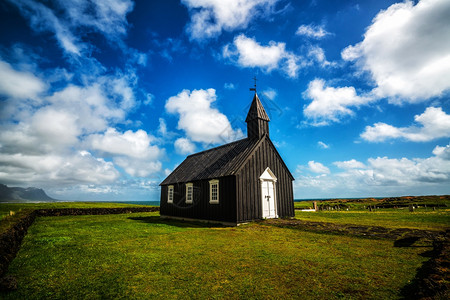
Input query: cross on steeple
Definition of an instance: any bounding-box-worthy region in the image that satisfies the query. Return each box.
[246,78,270,140]
[249,76,257,93]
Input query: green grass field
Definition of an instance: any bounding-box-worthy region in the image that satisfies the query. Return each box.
[295,209,450,231]
[294,195,450,210]
[2,211,433,299]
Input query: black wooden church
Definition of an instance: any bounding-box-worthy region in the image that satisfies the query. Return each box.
[160,91,294,225]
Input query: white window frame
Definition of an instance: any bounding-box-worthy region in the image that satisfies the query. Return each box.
[167,185,174,204]
[185,183,193,204]
[209,179,219,204]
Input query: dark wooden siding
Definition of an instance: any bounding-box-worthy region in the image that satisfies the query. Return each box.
[247,119,269,140]
[160,176,237,223]
[236,138,294,223]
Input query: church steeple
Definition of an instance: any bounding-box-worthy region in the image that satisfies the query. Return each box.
[245,92,270,140]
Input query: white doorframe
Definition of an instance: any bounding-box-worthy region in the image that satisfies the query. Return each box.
[260,167,277,219]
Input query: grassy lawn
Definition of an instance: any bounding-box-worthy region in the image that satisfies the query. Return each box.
[295,209,450,231]
[3,212,429,299]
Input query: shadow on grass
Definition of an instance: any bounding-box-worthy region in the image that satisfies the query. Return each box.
[394,236,421,247]
[393,236,434,249]
[127,216,224,228]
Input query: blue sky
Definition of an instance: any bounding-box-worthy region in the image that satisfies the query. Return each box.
[0,0,449,201]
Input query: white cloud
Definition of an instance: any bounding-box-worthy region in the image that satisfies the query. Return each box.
[0,151,120,186]
[57,151,120,184]
[86,128,163,177]
[182,0,280,40]
[0,2,162,196]
[31,108,80,148]
[0,107,84,156]
[44,74,136,134]
[333,159,366,169]
[340,45,359,62]
[224,82,235,90]
[165,88,243,144]
[63,0,134,38]
[0,60,46,99]
[46,178,162,201]
[10,0,83,55]
[317,141,329,149]
[282,53,302,78]
[223,34,305,78]
[308,161,330,174]
[295,143,450,198]
[87,128,161,160]
[273,140,286,148]
[164,168,172,177]
[77,184,119,195]
[360,123,402,142]
[341,0,450,103]
[158,118,168,136]
[303,79,373,126]
[174,138,196,155]
[113,157,162,177]
[433,144,450,160]
[296,24,330,39]
[366,150,450,184]
[0,56,162,186]
[262,88,277,100]
[9,0,134,56]
[152,37,187,62]
[307,45,333,67]
[224,35,285,70]
[361,107,450,142]
[143,93,154,105]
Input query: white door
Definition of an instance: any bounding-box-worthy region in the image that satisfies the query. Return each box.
[262,180,276,218]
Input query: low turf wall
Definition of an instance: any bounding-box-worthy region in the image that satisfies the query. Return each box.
[35,207,159,217]
[0,211,37,279]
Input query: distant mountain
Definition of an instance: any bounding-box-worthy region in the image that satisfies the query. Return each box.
[0,183,56,202]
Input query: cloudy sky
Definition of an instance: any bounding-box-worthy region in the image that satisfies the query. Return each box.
[0,0,449,201]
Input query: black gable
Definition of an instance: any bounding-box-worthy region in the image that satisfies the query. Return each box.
[160,138,259,185]
[245,93,270,122]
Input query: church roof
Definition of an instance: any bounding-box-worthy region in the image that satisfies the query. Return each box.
[245,93,270,122]
[160,137,260,185]
[160,134,294,185]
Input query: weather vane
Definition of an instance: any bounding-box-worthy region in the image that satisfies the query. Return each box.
[249,76,257,93]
